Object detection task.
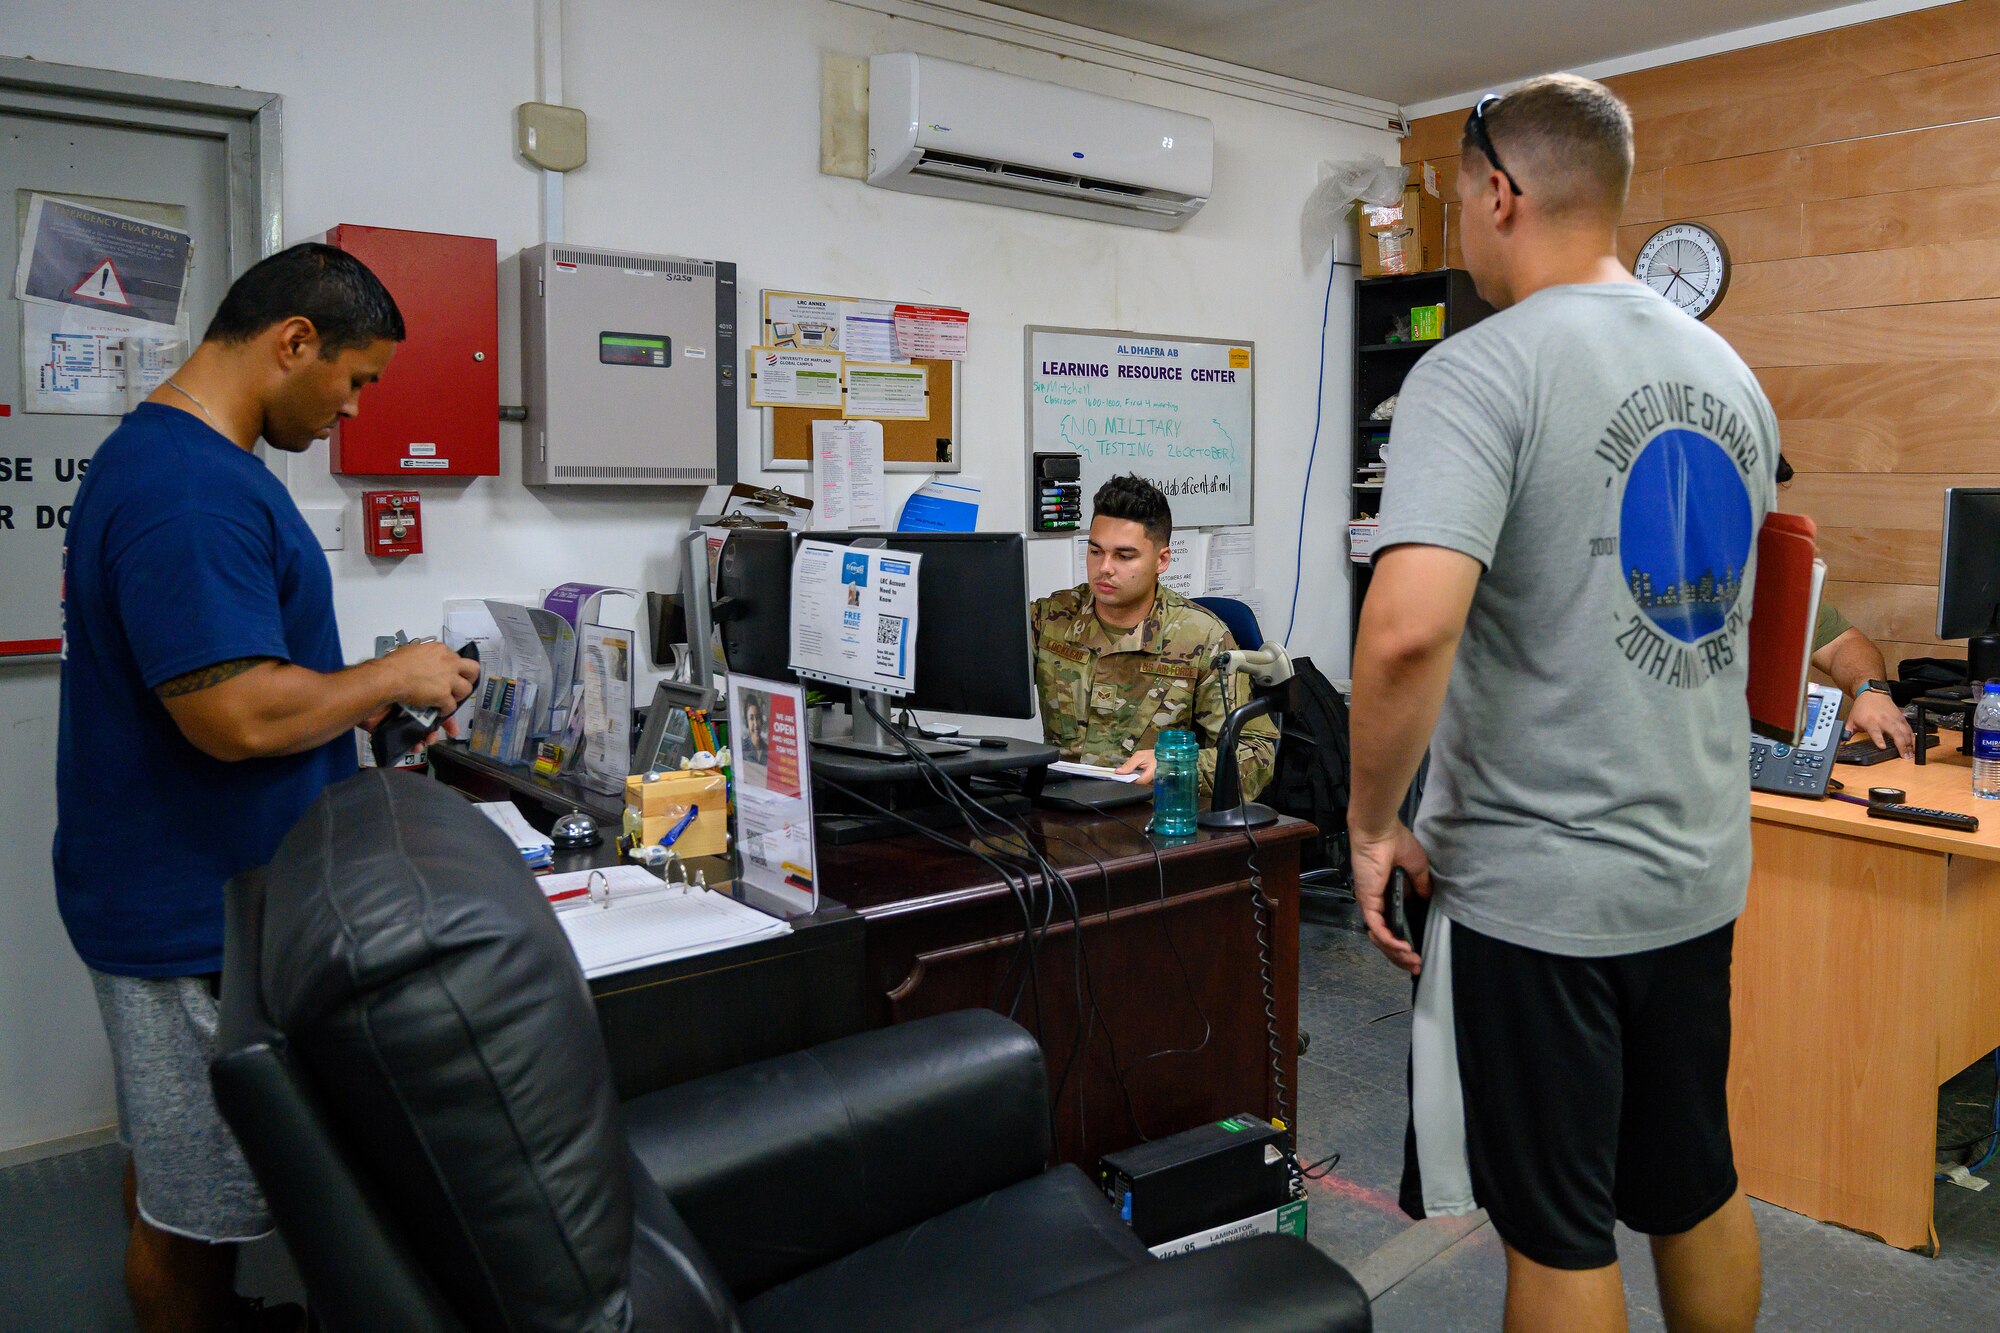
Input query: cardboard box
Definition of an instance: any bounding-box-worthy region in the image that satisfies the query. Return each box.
[624,771,729,857]
[1358,180,1446,277]
[1348,521,1380,565]
[1148,1200,1308,1258]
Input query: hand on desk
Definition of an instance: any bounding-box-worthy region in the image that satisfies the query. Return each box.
[1352,821,1431,976]
[1847,691,1915,760]
[1116,749,1157,784]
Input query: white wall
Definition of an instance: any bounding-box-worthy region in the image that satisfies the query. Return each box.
[1,0,1385,1150]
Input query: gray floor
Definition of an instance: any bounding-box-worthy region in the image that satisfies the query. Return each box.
[1293,917,2000,1331]
[0,1144,303,1332]
[1,922,1994,1329]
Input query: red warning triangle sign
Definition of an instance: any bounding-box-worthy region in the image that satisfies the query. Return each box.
[71,258,131,308]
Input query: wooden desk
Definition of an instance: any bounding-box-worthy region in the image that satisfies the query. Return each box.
[1737,749,2000,1251]
[430,746,1309,1170]
[424,749,869,1100]
[818,811,1311,1170]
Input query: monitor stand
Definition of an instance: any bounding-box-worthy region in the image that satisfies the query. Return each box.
[1970,605,2000,685]
[811,688,968,761]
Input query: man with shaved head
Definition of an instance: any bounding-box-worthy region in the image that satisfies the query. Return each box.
[1349,74,1773,1331]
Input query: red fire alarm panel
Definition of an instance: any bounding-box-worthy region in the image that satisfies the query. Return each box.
[324,225,498,477]
[362,491,423,557]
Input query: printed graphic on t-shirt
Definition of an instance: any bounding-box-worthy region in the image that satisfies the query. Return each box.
[1618,428,1752,643]
[1592,382,1764,689]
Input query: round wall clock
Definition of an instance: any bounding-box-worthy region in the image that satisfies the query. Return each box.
[1634,221,1730,320]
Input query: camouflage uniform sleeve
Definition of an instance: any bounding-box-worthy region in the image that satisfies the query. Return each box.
[1190,637,1279,801]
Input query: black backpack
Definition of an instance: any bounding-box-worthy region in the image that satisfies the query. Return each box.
[1266,655,1351,875]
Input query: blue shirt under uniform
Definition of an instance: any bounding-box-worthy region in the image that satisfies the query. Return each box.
[55,403,357,977]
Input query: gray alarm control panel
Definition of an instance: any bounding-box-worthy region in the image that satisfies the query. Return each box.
[519,243,737,487]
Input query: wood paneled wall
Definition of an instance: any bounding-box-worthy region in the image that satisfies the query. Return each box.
[1402,0,2000,669]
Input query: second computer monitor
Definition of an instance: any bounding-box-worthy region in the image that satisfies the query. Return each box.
[714,528,797,684]
[792,530,1036,719]
[1938,487,2000,641]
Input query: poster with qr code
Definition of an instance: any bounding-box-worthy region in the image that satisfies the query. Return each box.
[787,539,921,696]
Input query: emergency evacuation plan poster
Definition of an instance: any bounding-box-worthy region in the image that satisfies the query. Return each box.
[13,193,193,414]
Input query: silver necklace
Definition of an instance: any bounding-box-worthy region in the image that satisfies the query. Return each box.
[162,378,222,432]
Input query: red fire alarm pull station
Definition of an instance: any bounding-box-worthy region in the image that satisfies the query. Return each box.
[323,225,499,477]
[363,491,423,557]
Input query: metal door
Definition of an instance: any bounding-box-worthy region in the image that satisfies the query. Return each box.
[0,78,261,1156]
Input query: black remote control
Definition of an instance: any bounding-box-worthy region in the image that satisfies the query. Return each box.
[1866,803,1980,833]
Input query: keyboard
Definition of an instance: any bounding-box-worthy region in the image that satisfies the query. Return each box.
[1836,734,1938,766]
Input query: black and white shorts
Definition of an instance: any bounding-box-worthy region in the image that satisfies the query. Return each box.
[1399,912,1739,1270]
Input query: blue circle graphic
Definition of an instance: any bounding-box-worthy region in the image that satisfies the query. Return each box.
[1619,428,1753,643]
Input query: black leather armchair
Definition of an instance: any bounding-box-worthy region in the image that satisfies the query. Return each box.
[213,771,1369,1331]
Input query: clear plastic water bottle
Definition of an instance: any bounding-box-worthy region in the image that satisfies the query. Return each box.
[1975,681,2000,800]
[1152,729,1200,836]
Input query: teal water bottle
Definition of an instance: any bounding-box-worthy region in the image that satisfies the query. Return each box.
[1152,729,1200,836]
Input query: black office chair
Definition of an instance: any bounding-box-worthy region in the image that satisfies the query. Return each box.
[212,771,1371,1332]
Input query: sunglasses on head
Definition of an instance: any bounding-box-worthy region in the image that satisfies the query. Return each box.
[1466,93,1524,197]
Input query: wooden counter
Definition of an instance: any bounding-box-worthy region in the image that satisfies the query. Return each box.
[1735,747,2000,1252]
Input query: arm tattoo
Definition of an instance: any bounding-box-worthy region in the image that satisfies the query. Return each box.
[155,657,275,699]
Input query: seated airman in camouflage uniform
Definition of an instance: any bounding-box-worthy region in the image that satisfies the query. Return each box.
[1030,474,1276,800]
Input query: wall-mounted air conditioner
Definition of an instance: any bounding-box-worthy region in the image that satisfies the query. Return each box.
[866,52,1214,230]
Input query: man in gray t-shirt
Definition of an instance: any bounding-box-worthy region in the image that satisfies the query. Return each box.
[1349,76,1771,1332]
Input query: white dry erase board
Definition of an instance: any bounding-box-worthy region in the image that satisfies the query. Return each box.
[1025,326,1253,529]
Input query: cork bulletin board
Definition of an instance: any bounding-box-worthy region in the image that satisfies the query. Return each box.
[755,289,962,473]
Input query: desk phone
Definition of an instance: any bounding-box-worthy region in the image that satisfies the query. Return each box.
[1749,682,1843,798]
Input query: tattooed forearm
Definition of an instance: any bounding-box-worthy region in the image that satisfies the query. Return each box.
[155,657,275,699]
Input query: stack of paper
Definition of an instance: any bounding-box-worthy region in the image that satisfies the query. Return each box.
[543,866,793,978]
[475,802,554,873]
[1049,760,1142,784]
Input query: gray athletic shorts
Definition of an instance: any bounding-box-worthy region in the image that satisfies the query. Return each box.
[88,968,273,1243]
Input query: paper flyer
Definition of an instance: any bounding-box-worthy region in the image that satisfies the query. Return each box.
[1160,530,1203,596]
[842,361,928,419]
[892,304,969,360]
[729,674,818,914]
[15,194,193,325]
[16,194,194,416]
[484,600,575,734]
[788,539,921,696]
[764,292,844,351]
[811,419,885,528]
[749,345,844,408]
[897,474,981,532]
[577,624,634,793]
[840,299,903,363]
[1203,527,1255,595]
[542,582,636,629]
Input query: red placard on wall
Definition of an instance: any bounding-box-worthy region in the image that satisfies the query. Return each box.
[362,490,423,557]
[325,225,498,476]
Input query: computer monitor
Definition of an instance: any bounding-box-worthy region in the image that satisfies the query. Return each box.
[1938,487,2000,682]
[807,531,1036,719]
[714,528,797,684]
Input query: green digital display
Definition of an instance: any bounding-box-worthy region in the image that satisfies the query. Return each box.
[600,331,671,367]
